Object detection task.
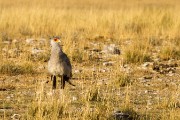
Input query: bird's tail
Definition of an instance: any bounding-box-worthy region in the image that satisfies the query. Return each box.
[67,80,75,86]
[63,75,75,87]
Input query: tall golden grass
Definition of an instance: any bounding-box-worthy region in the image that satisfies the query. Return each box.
[0,0,180,39]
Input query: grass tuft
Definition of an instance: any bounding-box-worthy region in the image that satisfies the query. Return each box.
[86,87,101,102]
[0,62,35,75]
[113,73,131,87]
[123,47,151,64]
[159,45,180,60]
[71,49,83,63]
[28,101,64,120]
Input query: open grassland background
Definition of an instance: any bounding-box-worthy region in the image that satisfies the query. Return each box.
[0,0,180,120]
[0,0,180,38]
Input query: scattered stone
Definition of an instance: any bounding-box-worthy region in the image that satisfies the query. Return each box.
[6,96,11,99]
[31,48,45,54]
[120,65,132,73]
[152,62,178,74]
[89,48,101,52]
[103,61,114,66]
[72,96,77,101]
[157,78,162,81]
[168,59,175,64]
[3,41,11,44]
[139,77,151,83]
[147,100,152,106]
[26,38,35,45]
[11,114,21,120]
[141,62,153,68]
[74,69,82,74]
[10,94,14,98]
[99,68,109,73]
[12,39,18,44]
[144,90,148,93]
[153,58,161,62]
[89,42,100,47]
[100,69,106,72]
[97,79,108,85]
[141,62,154,70]
[142,62,149,68]
[111,111,132,120]
[2,47,7,52]
[106,38,113,41]
[102,44,121,55]
[167,67,176,73]
[167,73,174,76]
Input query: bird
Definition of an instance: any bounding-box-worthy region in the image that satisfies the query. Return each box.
[48,36,75,89]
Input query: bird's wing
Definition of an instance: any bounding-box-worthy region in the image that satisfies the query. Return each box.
[60,53,72,77]
[60,53,72,68]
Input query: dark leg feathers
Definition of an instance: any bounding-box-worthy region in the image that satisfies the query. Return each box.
[52,75,56,89]
[61,76,65,89]
[50,75,75,90]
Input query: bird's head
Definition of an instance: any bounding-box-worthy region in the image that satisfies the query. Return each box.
[50,36,62,47]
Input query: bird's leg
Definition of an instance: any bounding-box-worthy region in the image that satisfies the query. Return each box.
[51,75,53,81]
[61,76,65,89]
[52,75,56,89]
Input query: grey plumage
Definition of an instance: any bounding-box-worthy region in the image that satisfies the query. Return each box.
[48,37,74,89]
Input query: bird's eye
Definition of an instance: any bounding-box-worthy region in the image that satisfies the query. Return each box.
[54,38,58,42]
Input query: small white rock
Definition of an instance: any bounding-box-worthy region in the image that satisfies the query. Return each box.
[31,48,45,54]
[26,38,35,45]
[12,39,18,43]
[2,47,7,52]
[6,96,11,99]
[145,90,148,93]
[103,62,114,66]
[74,69,82,73]
[102,44,120,55]
[11,114,21,120]
[72,96,77,101]
[3,41,11,44]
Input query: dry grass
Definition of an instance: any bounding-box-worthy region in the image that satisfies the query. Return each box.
[0,61,35,75]
[0,0,180,120]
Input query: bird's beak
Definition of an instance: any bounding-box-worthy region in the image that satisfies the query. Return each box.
[57,39,63,46]
[57,39,61,43]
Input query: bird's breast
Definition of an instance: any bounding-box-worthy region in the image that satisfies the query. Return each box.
[48,60,63,75]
